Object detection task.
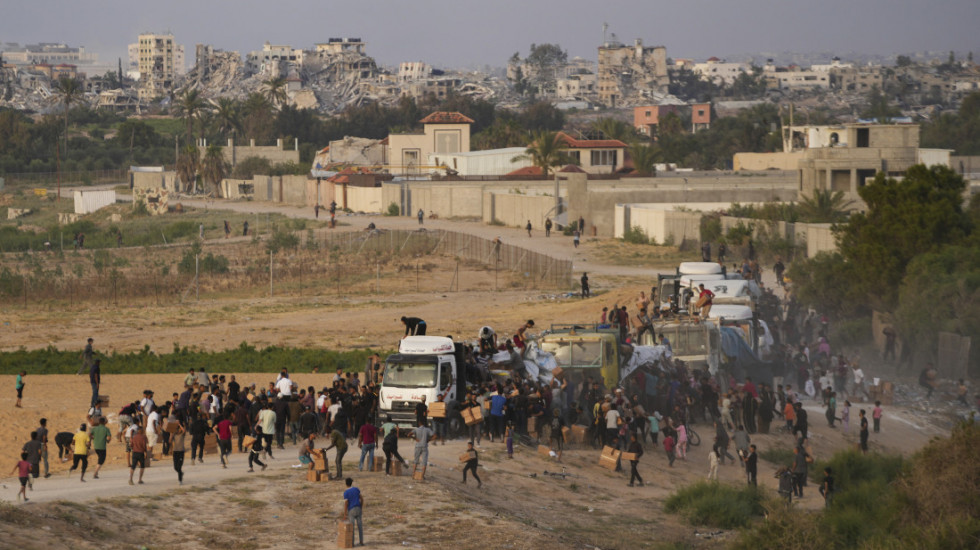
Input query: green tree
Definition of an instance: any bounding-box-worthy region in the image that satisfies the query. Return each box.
[53,76,83,160]
[175,89,206,145]
[511,130,575,177]
[835,165,972,308]
[797,189,853,223]
[262,76,288,109]
[176,143,200,193]
[896,55,913,67]
[200,143,228,196]
[627,142,660,175]
[241,93,274,145]
[861,85,901,122]
[212,97,242,140]
[591,118,637,142]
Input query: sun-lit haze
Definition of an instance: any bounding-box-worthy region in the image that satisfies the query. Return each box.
[2,0,978,68]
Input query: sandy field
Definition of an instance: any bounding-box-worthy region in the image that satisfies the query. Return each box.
[0,205,967,549]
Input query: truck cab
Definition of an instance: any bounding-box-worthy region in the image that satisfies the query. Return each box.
[378,336,462,428]
[706,304,758,353]
[641,319,721,375]
[538,324,621,390]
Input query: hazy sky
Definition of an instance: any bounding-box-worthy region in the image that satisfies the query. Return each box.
[2,0,978,69]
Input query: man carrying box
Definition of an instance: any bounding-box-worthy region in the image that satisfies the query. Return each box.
[460,441,481,488]
[342,477,364,547]
[626,433,644,487]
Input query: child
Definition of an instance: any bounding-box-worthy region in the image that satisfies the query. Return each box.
[842,401,851,433]
[461,441,481,488]
[248,426,267,472]
[15,371,25,408]
[707,448,719,480]
[505,422,514,459]
[10,452,31,502]
[676,424,688,460]
[872,401,882,433]
[663,432,676,467]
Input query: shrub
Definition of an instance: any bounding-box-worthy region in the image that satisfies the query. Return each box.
[832,317,873,348]
[562,220,579,236]
[700,214,723,243]
[385,202,400,216]
[664,481,765,529]
[622,225,650,245]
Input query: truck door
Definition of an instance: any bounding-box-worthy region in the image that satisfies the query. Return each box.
[439,359,454,400]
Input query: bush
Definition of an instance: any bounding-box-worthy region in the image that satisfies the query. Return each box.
[0,343,388,374]
[832,317,873,348]
[700,214,723,243]
[385,202,400,216]
[622,225,651,245]
[178,251,230,275]
[562,220,580,236]
[664,481,765,529]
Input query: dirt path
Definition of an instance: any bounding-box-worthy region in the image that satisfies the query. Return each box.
[178,197,658,278]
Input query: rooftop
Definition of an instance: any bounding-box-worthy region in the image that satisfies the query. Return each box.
[419,111,475,124]
[556,132,628,149]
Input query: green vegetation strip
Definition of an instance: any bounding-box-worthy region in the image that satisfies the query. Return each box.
[0,342,390,375]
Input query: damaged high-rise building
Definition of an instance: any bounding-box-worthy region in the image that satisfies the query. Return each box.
[597,37,668,107]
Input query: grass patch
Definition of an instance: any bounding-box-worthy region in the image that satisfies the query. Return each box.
[227,496,267,509]
[758,447,795,466]
[664,481,765,529]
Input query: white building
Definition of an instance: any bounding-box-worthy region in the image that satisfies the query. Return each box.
[427,147,531,177]
[398,61,432,81]
[246,42,304,75]
[692,58,748,85]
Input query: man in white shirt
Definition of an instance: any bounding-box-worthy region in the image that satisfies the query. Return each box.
[276,375,295,398]
[140,391,155,419]
[146,407,160,466]
[605,404,620,447]
[327,399,343,432]
[124,422,139,468]
[852,364,870,401]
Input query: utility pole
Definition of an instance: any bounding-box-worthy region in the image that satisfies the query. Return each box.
[269,250,273,297]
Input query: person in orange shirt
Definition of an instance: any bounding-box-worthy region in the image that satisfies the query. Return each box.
[783,401,796,433]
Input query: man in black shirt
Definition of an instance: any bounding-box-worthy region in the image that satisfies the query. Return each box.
[401,316,427,336]
[89,359,101,408]
[744,444,758,486]
[819,466,834,507]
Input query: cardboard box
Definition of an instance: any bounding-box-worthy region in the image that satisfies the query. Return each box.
[313,457,327,471]
[459,451,475,463]
[307,469,320,482]
[537,445,552,457]
[203,437,218,455]
[412,470,424,481]
[462,407,483,426]
[371,456,384,472]
[428,402,446,418]
[338,520,354,548]
[164,421,180,434]
[621,451,638,462]
[97,395,110,407]
[599,445,621,470]
[571,425,587,444]
[552,367,564,379]
[242,435,256,449]
[392,460,403,476]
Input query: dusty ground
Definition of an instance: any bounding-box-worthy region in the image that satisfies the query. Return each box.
[0,203,968,549]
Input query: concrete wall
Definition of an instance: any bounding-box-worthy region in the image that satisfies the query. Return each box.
[734,152,804,171]
[73,190,116,214]
[210,141,300,167]
[131,170,177,192]
[345,186,384,213]
[483,193,556,228]
[805,224,836,257]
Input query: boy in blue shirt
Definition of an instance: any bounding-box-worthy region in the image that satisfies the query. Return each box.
[343,477,364,546]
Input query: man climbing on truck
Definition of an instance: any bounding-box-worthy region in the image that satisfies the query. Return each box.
[401,316,427,337]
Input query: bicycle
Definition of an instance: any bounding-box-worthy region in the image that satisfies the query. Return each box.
[686,426,702,447]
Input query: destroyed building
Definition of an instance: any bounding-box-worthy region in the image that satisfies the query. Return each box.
[597,36,669,107]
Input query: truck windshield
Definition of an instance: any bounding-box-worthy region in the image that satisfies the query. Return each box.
[668,327,708,356]
[540,340,603,368]
[382,362,437,388]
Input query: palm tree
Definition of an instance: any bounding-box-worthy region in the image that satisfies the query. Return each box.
[798,189,854,223]
[511,131,576,177]
[591,118,636,142]
[628,142,660,176]
[212,97,242,140]
[200,143,228,197]
[176,144,200,193]
[175,89,206,145]
[262,76,288,109]
[54,76,83,160]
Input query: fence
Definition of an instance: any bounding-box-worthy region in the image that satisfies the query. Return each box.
[0,169,129,189]
[0,228,573,308]
[314,228,573,290]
